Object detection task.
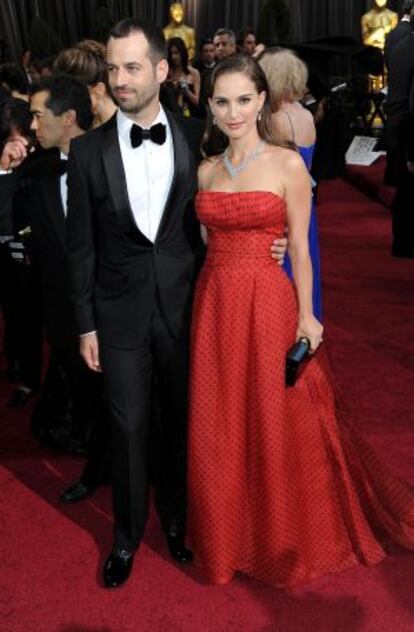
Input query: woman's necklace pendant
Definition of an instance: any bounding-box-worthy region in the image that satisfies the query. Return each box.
[222,140,264,178]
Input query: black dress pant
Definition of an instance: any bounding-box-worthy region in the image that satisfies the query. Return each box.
[388,117,414,254]
[392,154,414,253]
[100,296,189,551]
[0,243,43,388]
[31,343,110,482]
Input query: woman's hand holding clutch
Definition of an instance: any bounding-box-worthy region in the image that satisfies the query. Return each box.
[296,316,324,354]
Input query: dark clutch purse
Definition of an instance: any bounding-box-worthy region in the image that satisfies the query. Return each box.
[286,337,311,386]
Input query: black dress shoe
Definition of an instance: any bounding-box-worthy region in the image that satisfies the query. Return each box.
[166,520,193,564]
[7,386,34,408]
[59,480,96,504]
[103,550,134,588]
[391,246,414,258]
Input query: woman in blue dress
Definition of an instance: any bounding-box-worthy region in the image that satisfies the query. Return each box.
[259,49,322,320]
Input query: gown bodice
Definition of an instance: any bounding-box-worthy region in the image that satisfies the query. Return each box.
[195,190,286,262]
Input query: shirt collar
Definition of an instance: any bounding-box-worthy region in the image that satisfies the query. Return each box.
[60,151,68,161]
[117,105,169,146]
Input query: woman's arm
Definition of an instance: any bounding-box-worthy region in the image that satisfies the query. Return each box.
[184,68,201,107]
[284,151,323,351]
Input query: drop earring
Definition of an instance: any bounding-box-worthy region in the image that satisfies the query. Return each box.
[213,116,217,126]
[257,111,262,122]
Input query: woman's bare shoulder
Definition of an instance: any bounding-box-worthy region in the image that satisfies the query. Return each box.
[198,155,221,189]
[264,144,307,175]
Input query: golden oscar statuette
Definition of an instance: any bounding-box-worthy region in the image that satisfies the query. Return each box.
[163,3,196,62]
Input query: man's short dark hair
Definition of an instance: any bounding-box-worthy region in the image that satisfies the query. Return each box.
[200,38,214,50]
[30,75,93,131]
[213,29,236,44]
[108,17,167,63]
[0,63,29,95]
[402,0,414,15]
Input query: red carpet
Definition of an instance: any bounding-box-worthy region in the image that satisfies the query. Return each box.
[345,156,395,208]
[1,178,414,631]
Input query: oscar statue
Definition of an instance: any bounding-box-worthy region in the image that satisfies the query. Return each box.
[361,0,398,50]
[163,3,196,62]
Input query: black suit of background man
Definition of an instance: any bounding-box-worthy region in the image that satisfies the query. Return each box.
[66,108,205,554]
[386,28,414,257]
[384,19,412,68]
[0,148,109,476]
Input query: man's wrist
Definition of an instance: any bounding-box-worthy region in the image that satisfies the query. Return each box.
[80,330,97,337]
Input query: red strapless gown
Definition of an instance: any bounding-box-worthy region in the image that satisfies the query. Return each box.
[188,190,414,588]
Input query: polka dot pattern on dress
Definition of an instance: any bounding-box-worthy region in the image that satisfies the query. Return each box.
[188,190,414,588]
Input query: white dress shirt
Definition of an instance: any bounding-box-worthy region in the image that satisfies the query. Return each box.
[117,106,174,242]
[60,151,68,217]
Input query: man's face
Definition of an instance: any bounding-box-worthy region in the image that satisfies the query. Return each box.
[30,90,66,149]
[374,0,387,9]
[214,34,236,60]
[107,32,167,115]
[171,3,184,24]
[242,34,256,56]
[201,43,216,65]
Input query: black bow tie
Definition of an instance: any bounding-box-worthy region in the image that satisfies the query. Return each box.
[57,158,68,176]
[130,123,166,148]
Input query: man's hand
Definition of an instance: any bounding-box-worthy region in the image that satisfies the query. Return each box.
[270,236,288,266]
[80,332,102,372]
[407,161,414,174]
[0,136,29,171]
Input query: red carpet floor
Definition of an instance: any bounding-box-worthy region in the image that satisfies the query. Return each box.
[1,178,414,631]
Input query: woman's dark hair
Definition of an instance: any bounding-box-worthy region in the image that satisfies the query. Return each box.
[167,37,189,75]
[0,63,29,95]
[201,54,285,158]
[30,75,93,132]
[54,43,109,89]
[0,97,34,146]
[108,17,167,64]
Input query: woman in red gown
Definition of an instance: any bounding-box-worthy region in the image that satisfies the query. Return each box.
[187,54,414,588]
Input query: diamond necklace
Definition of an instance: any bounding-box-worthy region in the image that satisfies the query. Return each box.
[222,140,264,178]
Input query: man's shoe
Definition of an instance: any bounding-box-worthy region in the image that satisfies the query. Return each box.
[391,246,414,258]
[166,519,193,564]
[103,550,134,588]
[59,480,96,504]
[7,386,34,408]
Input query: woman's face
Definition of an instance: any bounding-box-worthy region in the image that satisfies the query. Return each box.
[169,46,182,68]
[209,71,265,140]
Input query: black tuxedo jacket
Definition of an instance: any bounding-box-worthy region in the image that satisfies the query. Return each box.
[387,33,414,161]
[66,110,205,348]
[0,150,78,347]
[385,21,412,69]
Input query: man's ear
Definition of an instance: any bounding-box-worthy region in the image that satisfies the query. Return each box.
[63,108,77,127]
[156,58,169,84]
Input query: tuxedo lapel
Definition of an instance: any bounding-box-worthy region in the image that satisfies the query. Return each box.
[154,110,195,244]
[102,114,133,218]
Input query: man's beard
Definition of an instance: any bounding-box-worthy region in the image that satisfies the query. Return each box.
[111,85,157,115]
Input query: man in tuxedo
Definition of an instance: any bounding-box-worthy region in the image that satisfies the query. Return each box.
[66,18,287,589]
[386,18,414,257]
[0,75,109,493]
[384,0,414,68]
